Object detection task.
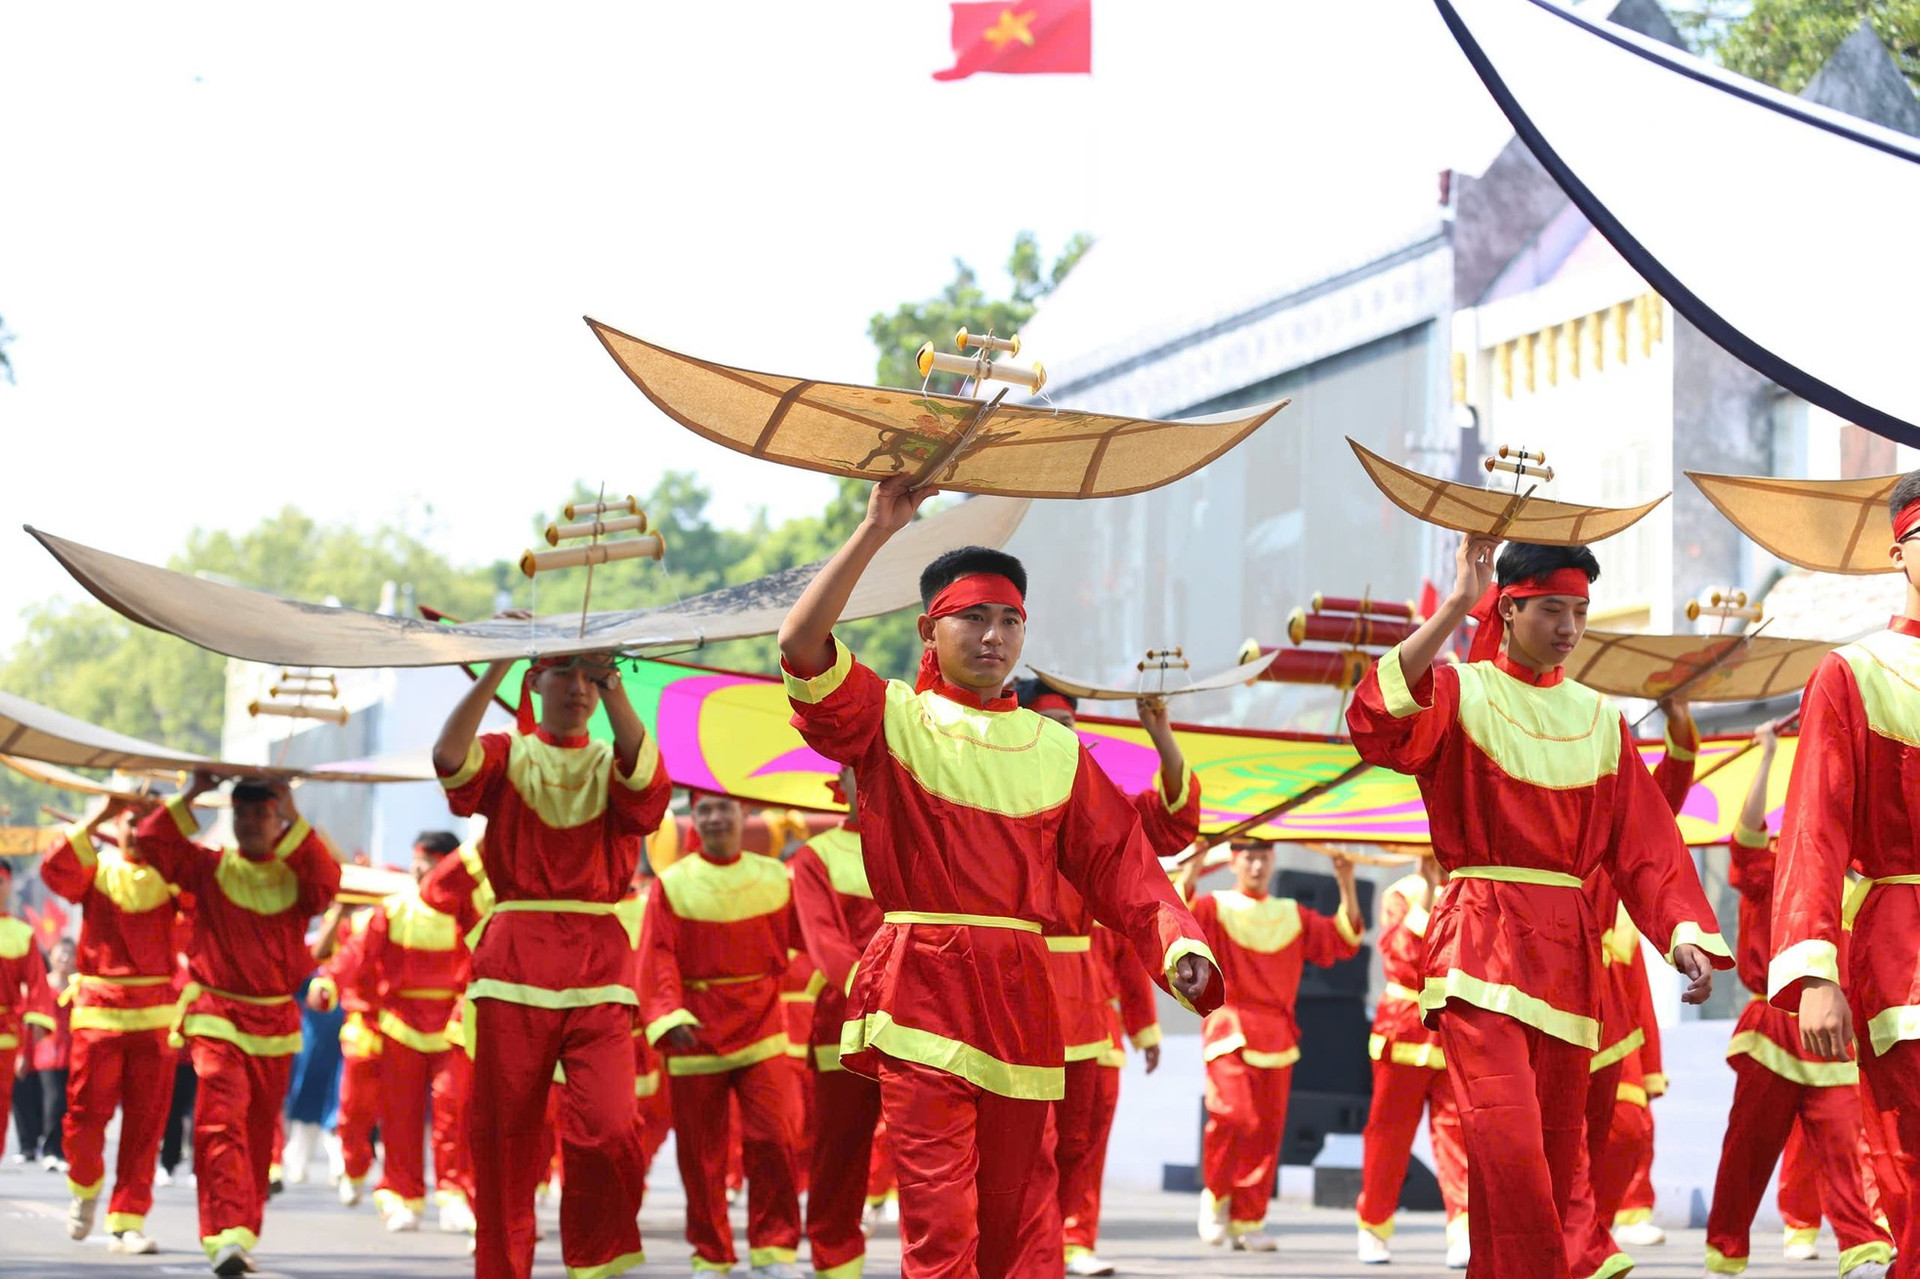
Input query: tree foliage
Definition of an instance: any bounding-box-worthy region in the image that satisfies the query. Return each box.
[1688,0,1920,94]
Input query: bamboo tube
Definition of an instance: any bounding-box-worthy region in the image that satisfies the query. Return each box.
[519,533,666,578]
[955,328,1019,356]
[545,512,649,545]
[1309,594,1417,621]
[1485,455,1555,483]
[916,344,1047,394]
[563,496,640,521]
[249,701,350,726]
[1237,643,1374,689]
[1287,609,1420,649]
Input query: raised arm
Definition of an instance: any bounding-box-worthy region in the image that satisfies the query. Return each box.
[600,671,648,779]
[790,849,863,996]
[1652,696,1699,817]
[1738,721,1778,838]
[778,476,938,678]
[433,660,512,777]
[1397,533,1497,689]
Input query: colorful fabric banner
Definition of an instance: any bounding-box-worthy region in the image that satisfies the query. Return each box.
[933,0,1091,81]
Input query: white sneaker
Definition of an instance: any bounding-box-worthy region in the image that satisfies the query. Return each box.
[1445,1239,1471,1270]
[1615,1220,1667,1247]
[1066,1252,1117,1276]
[879,1197,899,1224]
[1358,1228,1391,1265]
[322,1130,346,1181]
[860,1201,880,1238]
[747,1264,801,1279]
[281,1120,318,1185]
[1841,1264,1889,1279]
[384,1205,420,1233]
[43,1154,69,1173]
[67,1195,98,1240]
[154,1166,174,1188]
[110,1228,159,1254]
[209,1242,253,1276]
[337,1177,361,1207]
[1231,1230,1279,1252]
[1197,1193,1229,1246]
[1785,1240,1820,1262]
[438,1198,477,1234]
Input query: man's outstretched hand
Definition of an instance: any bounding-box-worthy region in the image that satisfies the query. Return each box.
[1674,943,1715,1005]
[662,1025,700,1053]
[863,474,940,536]
[1172,953,1216,1009]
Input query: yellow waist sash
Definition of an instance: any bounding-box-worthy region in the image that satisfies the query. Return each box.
[1451,866,1583,889]
[1842,875,1920,930]
[469,899,636,950]
[685,972,772,992]
[883,911,1041,934]
[1383,982,1421,1002]
[168,982,294,1048]
[396,988,457,1000]
[1045,936,1093,953]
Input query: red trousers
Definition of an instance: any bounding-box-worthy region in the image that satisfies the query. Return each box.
[1356,1057,1468,1238]
[469,1000,646,1279]
[868,1121,897,1204]
[669,1057,802,1270]
[876,1055,1047,1279]
[1010,1058,1122,1274]
[1566,1058,1628,1279]
[63,1026,175,1231]
[1609,1099,1655,1226]
[1202,1052,1291,1234]
[1861,1041,1919,1277]
[808,1065,883,1279]
[189,1037,293,1258]
[337,1049,382,1185]
[1705,1057,1892,1272]
[1438,1003,1590,1279]
[637,1076,671,1187]
[1777,1120,1821,1235]
[375,1040,469,1213]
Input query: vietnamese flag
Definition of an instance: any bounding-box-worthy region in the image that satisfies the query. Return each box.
[933,0,1091,82]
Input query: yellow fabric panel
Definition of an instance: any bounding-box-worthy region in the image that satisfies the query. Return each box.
[749,1249,800,1270]
[270,818,312,860]
[1204,1032,1248,1063]
[1421,969,1599,1050]
[505,733,617,830]
[466,979,637,1010]
[458,842,496,918]
[567,1248,649,1279]
[1378,646,1428,719]
[1452,866,1582,888]
[664,1032,790,1077]
[613,735,662,794]
[1602,900,1640,966]
[441,740,485,790]
[1064,1036,1113,1063]
[0,917,33,960]
[883,910,1039,933]
[201,1227,260,1260]
[842,1010,1063,1101]
[1843,630,1920,747]
[385,891,459,952]
[1665,921,1733,966]
[166,797,199,839]
[1455,662,1622,790]
[1369,1034,1445,1069]
[1726,1030,1859,1086]
[1131,1024,1162,1050]
[658,852,791,924]
[1209,892,1301,954]
[1838,1243,1896,1276]
[1845,875,1920,930]
[1163,937,1220,1015]
[813,1045,842,1072]
[377,1011,450,1055]
[72,1004,176,1034]
[1045,936,1093,953]
[635,1069,661,1098]
[182,1014,303,1058]
[881,680,1079,819]
[810,826,872,900]
[1768,939,1841,1002]
[1867,1004,1920,1058]
[94,852,173,915]
[1243,1046,1301,1070]
[213,851,298,915]
[782,637,854,705]
[1591,1028,1645,1072]
[644,1008,700,1045]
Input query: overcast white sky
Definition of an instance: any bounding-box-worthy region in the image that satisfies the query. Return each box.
[0,1,1514,648]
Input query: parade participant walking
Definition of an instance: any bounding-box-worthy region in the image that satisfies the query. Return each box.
[1347,535,1729,1279]
[42,796,180,1255]
[777,475,1222,1279]
[135,774,340,1277]
[641,789,803,1277]
[0,860,56,1160]
[310,903,381,1206]
[434,649,671,1279]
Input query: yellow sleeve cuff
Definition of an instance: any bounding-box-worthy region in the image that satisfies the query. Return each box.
[644,1008,701,1046]
[1642,1072,1668,1098]
[1663,724,1697,763]
[616,734,662,791]
[782,637,854,706]
[1161,765,1194,813]
[441,740,484,791]
[64,823,99,868]
[1131,1023,1163,1051]
[1733,822,1771,850]
[1377,645,1429,720]
[24,1012,56,1032]
[272,817,313,861]
[1163,937,1221,1015]
[312,976,339,1010]
[165,796,199,839]
[1335,906,1364,947]
[1666,921,1733,967]
[1768,939,1841,1002]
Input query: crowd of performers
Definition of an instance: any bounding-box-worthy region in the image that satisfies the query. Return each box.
[0,469,1918,1279]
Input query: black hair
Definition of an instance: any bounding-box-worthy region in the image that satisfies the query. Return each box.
[414,831,461,856]
[1012,676,1078,714]
[230,780,277,804]
[1890,470,1920,529]
[918,546,1027,611]
[1496,541,1600,609]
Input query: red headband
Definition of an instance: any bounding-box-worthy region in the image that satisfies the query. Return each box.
[1465,568,1591,664]
[1895,499,1920,544]
[917,574,1026,693]
[1028,692,1076,717]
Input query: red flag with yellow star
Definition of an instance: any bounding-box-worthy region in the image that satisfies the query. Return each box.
[933,0,1090,82]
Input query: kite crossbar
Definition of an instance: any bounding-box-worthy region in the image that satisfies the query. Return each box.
[546,513,648,545]
[520,535,667,579]
[955,328,1019,356]
[563,496,640,521]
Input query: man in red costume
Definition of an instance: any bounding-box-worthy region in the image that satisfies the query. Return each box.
[1179,839,1362,1251]
[42,796,178,1255]
[1356,855,1469,1269]
[136,775,340,1277]
[1347,535,1729,1279]
[1705,721,1893,1277]
[791,766,885,1279]
[1010,681,1201,1278]
[434,649,672,1279]
[640,788,803,1277]
[1771,472,1920,1278]
[777,475,1222,1279]
[0,860,56,1161]
[310,903,382,1207]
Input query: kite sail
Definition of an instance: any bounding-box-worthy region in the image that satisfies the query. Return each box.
[1025,652,1280,702]
[1689,471,1899,575]
[1350,438,1667,544]
[1433,0,1920,446]
[587,321,1287,499]
[1568,629,1834,703]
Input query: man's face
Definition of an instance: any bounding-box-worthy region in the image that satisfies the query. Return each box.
[692,793,744,861]
[534,656,617,735]
[231,798,284,857]
[921,602,1024,696]
[0,872,11,913]
[1032,704,1075,730]
[411,844,441,885]
[1231,844,1274,896]
[1892,536,1920,600]
[1500,593,1588,672]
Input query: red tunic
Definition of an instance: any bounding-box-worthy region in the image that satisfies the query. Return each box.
[789,822,883,1072]
[1770,619,1920,1060]
[778,942,824,1064]
[1191,888,1361,1068]
[439,728,670,1009]
[784,641,1221,1102]
[1347,648,1730,1050]
[639,849,796,1076]
[1371,873,1443,1070]
[41,828,179,1034]
[0,913,56,1052]
[350,891,467,1054]
[134,798,340,1056]
[1091,927,1161,1065]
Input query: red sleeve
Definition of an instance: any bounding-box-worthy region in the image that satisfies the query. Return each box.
[1346,648,1459,776]
[1298,904,1363,968]
[287,825,341,919]
[1603,716,1733,972]
[638,879,695,1046]
[325,911,375,1007]
[438,732,510,819]
[1130,767,1203,857]
[791,847,861,995]
[782,640,888,769]
[39,829,98,904]
[20,941,56,1032]
[419,847,483,935]
[1768,656,1862,1011]
[1652,718,1699,817]
[1727,826,1775,904]
[1378,882,1411,942]
[1100,929,1160,1045]
[608,736,673,841]
[350,907,391,1006]
[134,799,212,892]
[1057,749,1223,1017]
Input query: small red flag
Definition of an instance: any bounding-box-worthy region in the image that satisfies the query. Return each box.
[933,1,1091,82]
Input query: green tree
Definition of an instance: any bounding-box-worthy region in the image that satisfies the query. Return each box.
[1696,0,1920,93]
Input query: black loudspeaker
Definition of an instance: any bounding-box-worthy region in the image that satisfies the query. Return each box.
[1272,869,1374,998]
[1287,996,1374,1096]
